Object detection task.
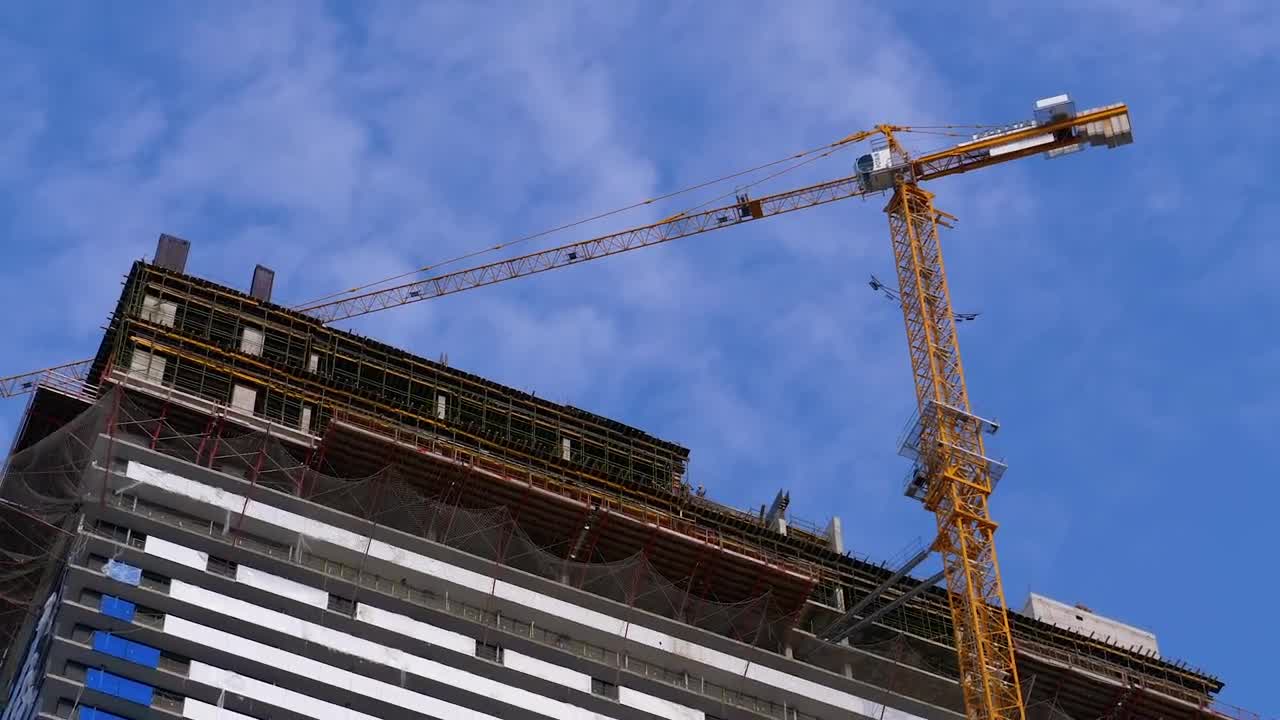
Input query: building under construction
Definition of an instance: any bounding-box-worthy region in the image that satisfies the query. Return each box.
[0,240,1251,720]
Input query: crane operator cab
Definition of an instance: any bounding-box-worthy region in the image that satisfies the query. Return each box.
[855,146,908,194]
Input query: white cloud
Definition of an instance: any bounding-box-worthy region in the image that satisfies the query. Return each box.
[158,61,368,221]
[0,39,48,184]
[90,101,167,164]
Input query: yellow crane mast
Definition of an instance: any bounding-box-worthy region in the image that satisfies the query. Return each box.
[0,94,1134,720]
[885,171,1022,720]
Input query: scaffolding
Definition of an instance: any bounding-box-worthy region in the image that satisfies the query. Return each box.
[89,261,689,496]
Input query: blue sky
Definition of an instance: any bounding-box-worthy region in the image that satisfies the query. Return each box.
[0,1,1274,713]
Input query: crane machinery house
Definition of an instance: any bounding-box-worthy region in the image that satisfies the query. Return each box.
[856,94,1126,195]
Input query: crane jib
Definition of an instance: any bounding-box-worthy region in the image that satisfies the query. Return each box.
[299,175,874,323]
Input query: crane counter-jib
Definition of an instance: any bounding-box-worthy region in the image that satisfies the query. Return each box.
[858,102,1132,193]
[915,102,1131,177]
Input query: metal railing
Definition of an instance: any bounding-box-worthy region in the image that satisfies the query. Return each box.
[1208,700,1272,720]
[1019,638,1216,711]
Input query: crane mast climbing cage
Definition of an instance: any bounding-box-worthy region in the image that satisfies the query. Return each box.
[1,94,1138,720]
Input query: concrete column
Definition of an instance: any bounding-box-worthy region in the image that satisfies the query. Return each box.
[826,516,845,554]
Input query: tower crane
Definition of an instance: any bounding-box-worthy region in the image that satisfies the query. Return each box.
[0,93,1133,720]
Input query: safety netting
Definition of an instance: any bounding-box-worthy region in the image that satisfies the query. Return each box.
[2,388,799,653]
[0,388,109,653]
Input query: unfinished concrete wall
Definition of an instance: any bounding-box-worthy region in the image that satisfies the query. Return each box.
[1022,593,1159,657]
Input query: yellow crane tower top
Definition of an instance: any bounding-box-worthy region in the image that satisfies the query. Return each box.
[1,93,1134,720]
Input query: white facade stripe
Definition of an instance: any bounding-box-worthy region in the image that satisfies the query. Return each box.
[504,650,593,693]
[144,535,209,570]
[620,687,706,720]
[235,563,329,608]
[354,602,476,656]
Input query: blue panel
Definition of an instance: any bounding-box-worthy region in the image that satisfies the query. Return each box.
[114,674,153,706]
[102,560,142,586]
[79,707,131,720]
[124,640,161,669]
[99,595,136,622]
[91,631,115,654]
[86,667,116,696]
[85,668,153,706]
[91,632,161,669]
